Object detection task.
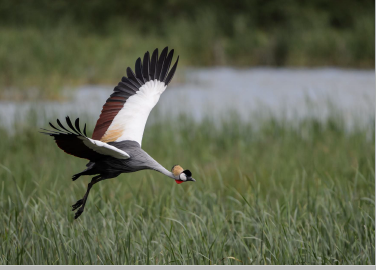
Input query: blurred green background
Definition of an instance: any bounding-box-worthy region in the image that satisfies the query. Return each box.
[0,0,374,99]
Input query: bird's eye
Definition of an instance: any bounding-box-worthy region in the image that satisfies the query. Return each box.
[180,173,187,181]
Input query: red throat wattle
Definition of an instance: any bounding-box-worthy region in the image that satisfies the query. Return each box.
[175,180,184,184]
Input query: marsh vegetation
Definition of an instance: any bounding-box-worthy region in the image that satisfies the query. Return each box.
[0,114,374,264]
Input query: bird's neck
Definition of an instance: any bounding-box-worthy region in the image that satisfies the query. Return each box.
[142,151,176,180]
[154,164,176,180]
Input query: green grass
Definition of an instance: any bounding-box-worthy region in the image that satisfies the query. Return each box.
[0,113,374,265]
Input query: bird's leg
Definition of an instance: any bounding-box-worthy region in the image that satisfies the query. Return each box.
[72,175,102,219]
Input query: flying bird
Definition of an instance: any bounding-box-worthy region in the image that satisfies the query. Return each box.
[41,47,195,219]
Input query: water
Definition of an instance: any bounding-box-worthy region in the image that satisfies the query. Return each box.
[0,68,374,130]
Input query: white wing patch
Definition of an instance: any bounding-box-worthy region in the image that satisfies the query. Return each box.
[79,137,130,159]
[101,80,167,146]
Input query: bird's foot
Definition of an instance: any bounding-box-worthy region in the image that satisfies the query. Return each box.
[74,207,84,219]
[72,199,84,211]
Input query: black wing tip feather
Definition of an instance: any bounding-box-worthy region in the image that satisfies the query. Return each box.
[119,47,178,91]
[156,47,168,81]
[135,57,145,84]
[164,55,179,86]
[83,123,87,136]
[41,117,88,138]
[142,51,150,81]
[159,49,173,82]
[150,49,159,80]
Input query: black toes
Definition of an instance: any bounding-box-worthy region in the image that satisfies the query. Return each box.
[72,199,83,211]
[74,207,84,219]
[72,199,85,219]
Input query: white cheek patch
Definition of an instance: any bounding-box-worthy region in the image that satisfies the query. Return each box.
[179,173,187,181]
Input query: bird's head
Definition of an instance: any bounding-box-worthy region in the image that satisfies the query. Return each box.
[171,165,196,184]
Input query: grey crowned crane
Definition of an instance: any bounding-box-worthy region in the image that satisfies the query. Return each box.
[41,47,195,219]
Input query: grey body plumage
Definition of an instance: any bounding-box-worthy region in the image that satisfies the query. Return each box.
[76,140,173,180]
[41,47,195,219]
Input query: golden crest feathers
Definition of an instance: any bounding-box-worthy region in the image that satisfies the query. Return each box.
[171,165,184,177]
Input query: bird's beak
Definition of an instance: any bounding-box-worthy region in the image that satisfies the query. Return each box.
[187,178,196,182]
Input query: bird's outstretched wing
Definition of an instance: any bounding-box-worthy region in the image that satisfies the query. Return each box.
[92,47,179,146]
[41,117,130,161]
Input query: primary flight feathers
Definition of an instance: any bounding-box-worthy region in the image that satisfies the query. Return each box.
[42,47,179,159]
